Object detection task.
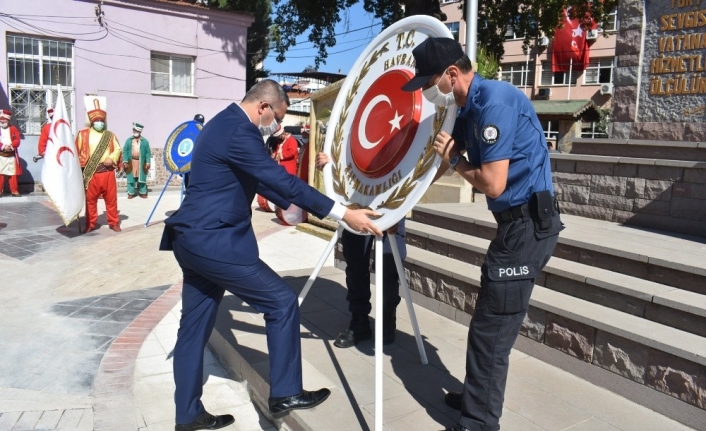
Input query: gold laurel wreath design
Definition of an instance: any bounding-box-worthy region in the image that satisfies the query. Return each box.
[331,43,390,202]
[376,105,447,210]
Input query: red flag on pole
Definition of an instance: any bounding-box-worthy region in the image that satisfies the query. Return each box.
[552,8,594,72]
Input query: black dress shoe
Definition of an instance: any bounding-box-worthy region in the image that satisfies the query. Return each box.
[445,391,462,411]
[268,388,331,415]
[334,314,371,348]
[446,425,471,431]
[175,411,234,430]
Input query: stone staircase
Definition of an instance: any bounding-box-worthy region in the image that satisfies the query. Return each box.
[396,201,706,430]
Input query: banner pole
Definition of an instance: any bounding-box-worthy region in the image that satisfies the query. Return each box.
[145,172,173,227]
[298,225,343,305]
[389,236,428,365]
[374,235,383,431]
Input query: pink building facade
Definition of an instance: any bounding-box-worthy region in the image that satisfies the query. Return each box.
[0,0,253,188]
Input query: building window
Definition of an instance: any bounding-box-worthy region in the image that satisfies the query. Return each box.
[446,22,460,41]
[539,120,559,140]
[504,25,523,40]
[599,9,618,32]
[541,61,579,86]
[6,34,75,135]
[151,53,194,95]
[581,121,608,138]
[440,0,458,3]
[500,62,535,87]
[584,58,614,85]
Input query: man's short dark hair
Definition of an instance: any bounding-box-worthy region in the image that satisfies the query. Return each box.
[243,79,290,107]
[454,55,473,73]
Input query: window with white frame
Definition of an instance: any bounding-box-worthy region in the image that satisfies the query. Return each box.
[440,0,457,3]
[446,22,460,41]
[539,120,559,140]
[584,57,614,84]
[541,61,579,86]
[581,121,608,138]
[599,9,617,32]
[6,34,75,135]
[500,62,535,87]
[504,25,523,40]
[151,53,194,95]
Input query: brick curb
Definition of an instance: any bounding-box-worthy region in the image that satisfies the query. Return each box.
[91,282,183,431]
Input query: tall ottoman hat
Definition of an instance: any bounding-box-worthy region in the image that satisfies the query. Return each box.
[0,109,12,120]
[133,122,144,132]
[87,99,106,123]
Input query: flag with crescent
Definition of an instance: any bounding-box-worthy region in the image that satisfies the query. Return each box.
[551,8,594,73]
[42,86,85,225]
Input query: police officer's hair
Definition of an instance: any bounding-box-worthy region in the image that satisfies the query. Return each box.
[454,55,473,73]
[243,79,290,107]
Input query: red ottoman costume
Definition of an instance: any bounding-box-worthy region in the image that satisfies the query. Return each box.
[0,109,22,196]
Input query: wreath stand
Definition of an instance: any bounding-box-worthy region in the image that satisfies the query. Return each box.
[298,224,428,431]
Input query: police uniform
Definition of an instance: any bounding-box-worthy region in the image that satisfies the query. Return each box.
[451,75,563,431]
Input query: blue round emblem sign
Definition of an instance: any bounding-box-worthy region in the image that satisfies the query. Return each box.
[164,120,203,174]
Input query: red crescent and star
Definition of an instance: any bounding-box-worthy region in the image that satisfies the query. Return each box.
[350,69,422,178]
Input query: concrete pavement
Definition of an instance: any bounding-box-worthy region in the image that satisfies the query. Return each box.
[0,190,697,430]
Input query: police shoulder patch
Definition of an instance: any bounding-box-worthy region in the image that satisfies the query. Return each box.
[481,125,499,144]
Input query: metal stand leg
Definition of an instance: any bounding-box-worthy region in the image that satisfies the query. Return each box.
[298,226,343,305]
[389,237,428,365]
[145,172,174,227]
[374,235,383,431]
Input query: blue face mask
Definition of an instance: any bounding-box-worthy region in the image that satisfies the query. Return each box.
[93,121,105,132]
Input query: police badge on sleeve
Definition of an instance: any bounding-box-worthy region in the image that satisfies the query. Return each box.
[481,125,499,145]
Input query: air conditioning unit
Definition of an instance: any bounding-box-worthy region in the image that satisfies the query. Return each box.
[536,88,551,99]
[586,29,599,40]
[600,83,614,95]
[538,36,549,47]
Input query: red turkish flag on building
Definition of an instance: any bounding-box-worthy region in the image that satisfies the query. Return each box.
[552,8,594,72]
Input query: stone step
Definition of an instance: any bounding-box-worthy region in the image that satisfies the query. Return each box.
[405,220,706,337]
[410,204,706,295]
[403,246,706,413]
[568,138,706,162]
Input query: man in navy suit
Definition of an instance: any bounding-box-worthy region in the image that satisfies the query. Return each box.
[160,80,382,431]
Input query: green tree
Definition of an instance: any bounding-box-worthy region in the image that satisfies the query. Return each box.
[271,0,618,66]
[214,0,272,89]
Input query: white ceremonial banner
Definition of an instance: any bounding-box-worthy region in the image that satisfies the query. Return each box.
[322,16,457,232]
[42,86,84,225]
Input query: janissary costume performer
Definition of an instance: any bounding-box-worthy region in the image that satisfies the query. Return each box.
[37,108,54,157]
[122,122,151,199]
[75,102,122,233]
[0,109,22,197]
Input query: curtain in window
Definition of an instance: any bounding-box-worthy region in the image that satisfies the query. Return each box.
[172,57,192,94]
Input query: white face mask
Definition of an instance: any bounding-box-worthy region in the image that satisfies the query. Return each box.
[93,121,105,132]
[133,132,140,138]
[0,121,8,129]
[258,105,279,136]
[422,68,456,107]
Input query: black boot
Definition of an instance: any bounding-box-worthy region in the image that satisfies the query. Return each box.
[383,310,396,345]
[334,313,372,348]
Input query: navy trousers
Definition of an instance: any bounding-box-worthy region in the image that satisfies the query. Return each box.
[172,236,302,424]
[459,212,561,431]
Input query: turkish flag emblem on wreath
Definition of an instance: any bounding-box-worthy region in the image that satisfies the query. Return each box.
[350,69,422,179]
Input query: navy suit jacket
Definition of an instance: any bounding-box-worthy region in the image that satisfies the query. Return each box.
[160,103,334,264]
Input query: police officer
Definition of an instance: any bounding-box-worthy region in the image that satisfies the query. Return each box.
[401,37,563,431]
